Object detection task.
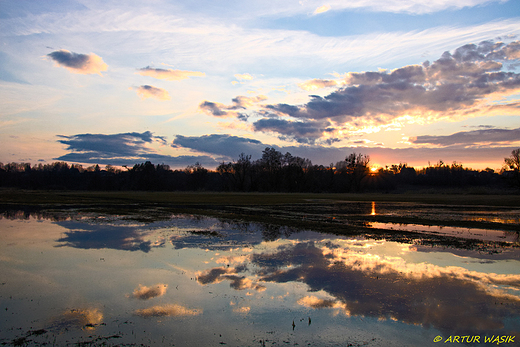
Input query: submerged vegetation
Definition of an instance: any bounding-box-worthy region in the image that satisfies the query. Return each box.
[1,148,519,193]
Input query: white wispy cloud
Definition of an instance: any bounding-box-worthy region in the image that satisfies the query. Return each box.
[5,6,518,75]
[235,73,254,81]
[133,85,171,101]
[137,66,205,81]
[313,4,331,15]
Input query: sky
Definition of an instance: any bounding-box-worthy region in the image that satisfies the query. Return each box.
[1,0,519,171]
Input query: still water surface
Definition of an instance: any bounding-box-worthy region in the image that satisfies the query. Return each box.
[0,206,519,346]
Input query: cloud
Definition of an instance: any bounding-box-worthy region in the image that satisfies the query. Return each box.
[56,152,220,168]
[137,66,205,80]
[133,85,170,100]
[47,50,108,75]
[56,222,165,252]
[197,266,265,291]
[170,133,518,168]
[57,131,165,156]
[172,134,266,159]
[55,131,221,168]
[131,284,168,300]
[233,306,251,314]
[50,308,103,331]
[197,267,231,285]
[199,95,267,119]
[252,118,332,144]
[295,0,512,15]
[244,40,520,143]
[304,0,510,15]
[251,241,520,335]
[298,296,337,309]
[16,7,517,80]
[234,73,253,81]
[134,304,202,317]
[313,4,331,15]
[298,78,339,91]
[411,127,520,147]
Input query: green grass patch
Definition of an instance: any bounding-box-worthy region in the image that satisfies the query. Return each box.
[1,189,519,207]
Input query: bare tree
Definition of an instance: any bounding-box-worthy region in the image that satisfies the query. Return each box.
[505,149,520,171]
[504,149,520,186]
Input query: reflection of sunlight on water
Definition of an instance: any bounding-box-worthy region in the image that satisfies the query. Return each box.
[369,222,518,242]
[465,216,520,224]
[371,201,376,216]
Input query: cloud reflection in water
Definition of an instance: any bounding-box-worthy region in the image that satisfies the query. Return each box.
[56,223,165,252]
[50,308,103,331]
[134,304,202,317]
[200,240,520,335]
[131,284,168,300]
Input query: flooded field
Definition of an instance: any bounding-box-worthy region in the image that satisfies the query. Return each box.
[0,201,519,346]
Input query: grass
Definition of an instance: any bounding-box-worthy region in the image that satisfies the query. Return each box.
[1,188,519,207]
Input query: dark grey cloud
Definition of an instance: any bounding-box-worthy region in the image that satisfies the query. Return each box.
[47,49,108,75]
[55,152,219,168]
[170,133,517,168]
[197,266,265,291]
[57,131,164,156]
[202,40,520,144]
[55,131,220,168]
[199,95,267,119]
[411,127,520,146]
[172,134,266,159]
[199,101,233,117]
[269,40,520,121]
[48,50,89,69]
[253,118,330,144]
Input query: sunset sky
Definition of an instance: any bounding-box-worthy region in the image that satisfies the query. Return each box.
[1,0,519,170]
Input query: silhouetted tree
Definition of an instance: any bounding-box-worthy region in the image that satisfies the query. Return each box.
[0,152,514,193]
[256,147,283,191]
[504,149,520,186]
[184,162,208,191]
[344,152,370,192]
[234,153,253,191]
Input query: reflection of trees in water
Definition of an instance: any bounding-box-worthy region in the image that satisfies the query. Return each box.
[0,209,76,221]
[261,224,299,241]
[2,208,517,255]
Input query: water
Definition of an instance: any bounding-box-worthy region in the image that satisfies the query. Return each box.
[0,207,519,346]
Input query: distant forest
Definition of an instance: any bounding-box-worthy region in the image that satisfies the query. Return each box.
[1,148,519,193]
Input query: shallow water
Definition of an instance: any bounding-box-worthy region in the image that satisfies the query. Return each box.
[0,208,519,346]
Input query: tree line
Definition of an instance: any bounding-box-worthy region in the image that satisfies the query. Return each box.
[1,148,519,192]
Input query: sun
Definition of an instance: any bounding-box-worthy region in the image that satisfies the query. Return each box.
[370,166,379,174]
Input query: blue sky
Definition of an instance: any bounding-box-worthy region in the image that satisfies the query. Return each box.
[1,0,519,170]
